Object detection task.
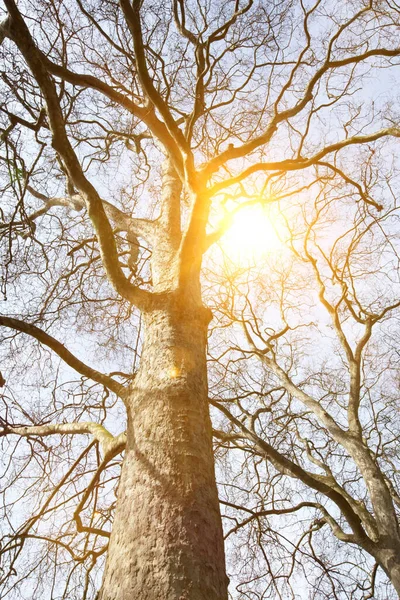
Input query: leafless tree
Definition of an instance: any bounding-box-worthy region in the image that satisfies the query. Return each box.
[1,1,400,598]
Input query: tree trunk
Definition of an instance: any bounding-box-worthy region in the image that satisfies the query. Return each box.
[99,299,228,600]
[375,546,400,597]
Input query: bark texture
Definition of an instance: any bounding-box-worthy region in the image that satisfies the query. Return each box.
[377,548,400,596]
[99,299,228,600]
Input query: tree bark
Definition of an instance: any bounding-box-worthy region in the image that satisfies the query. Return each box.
[375,546,400,597]
[99,298,228,600]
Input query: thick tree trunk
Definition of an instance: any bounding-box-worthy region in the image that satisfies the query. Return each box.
[99,299,228,600]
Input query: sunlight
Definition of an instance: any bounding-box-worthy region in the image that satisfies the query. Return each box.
[221,204,283,263]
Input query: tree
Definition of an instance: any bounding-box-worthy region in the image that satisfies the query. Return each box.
[0,0,400,598]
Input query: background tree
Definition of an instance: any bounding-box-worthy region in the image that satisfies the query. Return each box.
[1,0,400,598]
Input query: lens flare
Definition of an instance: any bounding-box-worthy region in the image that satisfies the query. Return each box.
[221,204,282,263]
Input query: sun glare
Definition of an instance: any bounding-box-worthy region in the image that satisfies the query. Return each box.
[221,204,283,264]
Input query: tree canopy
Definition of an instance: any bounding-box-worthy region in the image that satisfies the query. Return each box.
[1,0,400,598]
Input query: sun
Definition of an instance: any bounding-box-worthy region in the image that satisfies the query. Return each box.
[221,204,283,263]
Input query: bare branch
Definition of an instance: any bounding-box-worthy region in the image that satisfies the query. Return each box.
[203,48,400,176]
[0,316,126,397]
[4,0,152,308]
[211,399,371,545]
[119,0,190,162]
[0,421,126,460]
[208,128,400,196]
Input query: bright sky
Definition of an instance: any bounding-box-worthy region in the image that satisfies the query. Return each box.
[221,204,285,265]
